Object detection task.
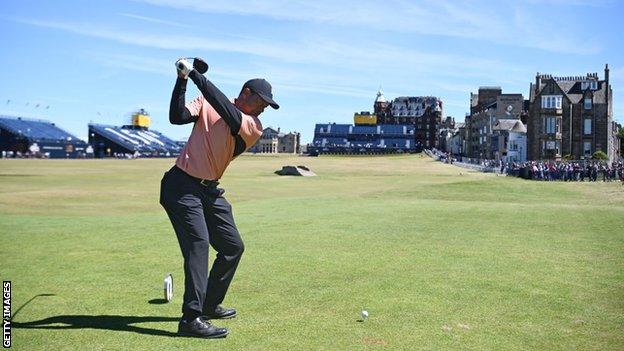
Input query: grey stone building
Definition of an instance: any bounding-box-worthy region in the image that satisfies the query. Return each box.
[438,116,455,153]
[373,91,443,149]
[465,87,526,159]
[527,64,613,161]
[611,121,621,159]
[248,127,301,154]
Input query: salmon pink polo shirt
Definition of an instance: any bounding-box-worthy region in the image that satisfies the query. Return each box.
[175,95,263,180]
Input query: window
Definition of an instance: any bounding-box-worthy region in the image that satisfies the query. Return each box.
[544,117,556,134]
[582,81,598,90]
[584,98,592,110]
[584,118,592,135]
[542,140,560,155]
[541,95,562,109]
[584,142,592,156]
[545,141,556,150]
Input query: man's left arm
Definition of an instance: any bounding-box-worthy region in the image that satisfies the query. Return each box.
[188,70,242,136]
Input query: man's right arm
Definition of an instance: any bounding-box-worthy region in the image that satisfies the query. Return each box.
[169,77,198,125]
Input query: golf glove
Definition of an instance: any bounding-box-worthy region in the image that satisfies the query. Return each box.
[175,59,193,78]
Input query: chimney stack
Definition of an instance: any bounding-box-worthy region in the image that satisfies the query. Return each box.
[605,63,610,105]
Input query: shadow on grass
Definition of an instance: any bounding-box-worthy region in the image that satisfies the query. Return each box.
[148,298,169,305]
[11,294,56,320]
[13,315,179,337]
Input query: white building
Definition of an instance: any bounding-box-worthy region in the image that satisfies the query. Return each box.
[449,122,465,156]
[492,119,527,163]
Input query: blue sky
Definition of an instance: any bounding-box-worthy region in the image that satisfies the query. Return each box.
[1,0,623,143]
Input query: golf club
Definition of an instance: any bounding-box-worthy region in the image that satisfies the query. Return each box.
[177,57,209,74]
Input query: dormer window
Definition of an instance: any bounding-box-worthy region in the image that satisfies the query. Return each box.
[581,81,598,90]
[541,95,562,109]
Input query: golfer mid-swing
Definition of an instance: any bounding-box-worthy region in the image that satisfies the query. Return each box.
[160,58,279,338]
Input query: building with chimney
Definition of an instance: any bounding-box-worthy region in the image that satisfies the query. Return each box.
[374,91,443,149]
[527,64,613,161]
[308,89,444,155]
[248,127,301,154]
[465,87,527,159]
[491,119,527,163]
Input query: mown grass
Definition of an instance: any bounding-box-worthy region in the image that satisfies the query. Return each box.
[1,154,623,350]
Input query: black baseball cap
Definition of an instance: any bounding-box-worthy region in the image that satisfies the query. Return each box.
[243,78,279,109]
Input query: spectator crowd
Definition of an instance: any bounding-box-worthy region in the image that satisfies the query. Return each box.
[503,160,624,182]
[427,148,624,182]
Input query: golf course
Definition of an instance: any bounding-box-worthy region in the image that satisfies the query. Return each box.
[1,154,623,350]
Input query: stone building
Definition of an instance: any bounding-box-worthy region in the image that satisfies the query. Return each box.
[438,116,455,153]
[465,87,526,159]
[373,90,443,149]
[527,64,613,161]
[611,121,621,159]
[248,127,301,154]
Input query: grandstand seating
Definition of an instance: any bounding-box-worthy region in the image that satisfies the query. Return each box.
[0,116,87,158]
[89,124,182,157]
[380,125,408,135]
[309,122,420,155]
[351,125,378,135]
[381,138,411,148]
[0,116,79,141]
[315,124,351,135]
[314,137,348,147]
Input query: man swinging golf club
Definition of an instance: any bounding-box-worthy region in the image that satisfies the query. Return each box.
[160,57,279,338]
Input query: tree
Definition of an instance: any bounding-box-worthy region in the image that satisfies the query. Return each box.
[592,151,608,160]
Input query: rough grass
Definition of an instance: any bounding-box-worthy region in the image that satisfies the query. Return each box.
[1,154,623,350]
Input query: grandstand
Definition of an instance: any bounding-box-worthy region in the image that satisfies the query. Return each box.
[308,123,418,155]
[0,115,88,158]
[308,90,442,155]
[88,124,182,158]
[88,109,181,158]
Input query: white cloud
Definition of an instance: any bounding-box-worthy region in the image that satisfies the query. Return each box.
[117,13,191,28]
[132,0,603,54]
[15,17,532,101]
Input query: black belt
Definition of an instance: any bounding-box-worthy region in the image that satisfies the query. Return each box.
[172,165,219,187]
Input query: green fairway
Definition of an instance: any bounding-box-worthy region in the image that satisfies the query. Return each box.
[1,154,623,350]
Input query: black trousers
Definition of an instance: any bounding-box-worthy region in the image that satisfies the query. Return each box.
[160,166,244,317]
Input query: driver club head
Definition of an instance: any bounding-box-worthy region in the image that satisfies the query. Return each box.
[192,57,208,74]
